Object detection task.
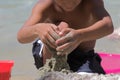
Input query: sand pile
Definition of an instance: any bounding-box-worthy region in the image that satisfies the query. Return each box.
[38,56,71,77]
[38,72,120,80]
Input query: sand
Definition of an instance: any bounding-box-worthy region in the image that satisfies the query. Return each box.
[38,55,71,78]
[38,72,120,80]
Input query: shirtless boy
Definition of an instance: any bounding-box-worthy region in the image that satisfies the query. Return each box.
[17,0,114,74]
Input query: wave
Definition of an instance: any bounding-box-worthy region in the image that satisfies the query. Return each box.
[0,0,36,10]
[107,27,120,40]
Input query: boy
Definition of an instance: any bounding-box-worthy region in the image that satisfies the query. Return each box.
[17,0,114,74]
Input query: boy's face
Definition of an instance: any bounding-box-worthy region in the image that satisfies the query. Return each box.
[54,0,82,11]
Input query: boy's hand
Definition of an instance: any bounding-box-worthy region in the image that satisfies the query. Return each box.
[56,22,81,56]
[36,23,60,49]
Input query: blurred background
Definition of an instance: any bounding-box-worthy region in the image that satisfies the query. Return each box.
[0,0,120,79]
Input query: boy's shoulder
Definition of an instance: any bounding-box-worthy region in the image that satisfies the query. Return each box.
[33,0,53,12]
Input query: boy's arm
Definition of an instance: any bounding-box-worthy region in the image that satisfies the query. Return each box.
[77,0,114,42]
[17,0,53,43]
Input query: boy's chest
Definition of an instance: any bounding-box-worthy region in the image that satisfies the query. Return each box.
[49,9,94,29]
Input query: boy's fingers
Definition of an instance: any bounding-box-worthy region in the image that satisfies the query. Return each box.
[48,29,60,40]
[49,24,61,40]
[56,43,74,56]
[46,33,57,48]
[58,22,69,31]
[56,33,73,46]
[51,24,60,33]
[59,29,70,36]
[56,42,71,52]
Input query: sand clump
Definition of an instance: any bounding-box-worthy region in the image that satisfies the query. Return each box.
[38,55,71,78]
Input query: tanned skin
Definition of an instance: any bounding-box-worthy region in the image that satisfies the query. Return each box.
[17,0,114,63]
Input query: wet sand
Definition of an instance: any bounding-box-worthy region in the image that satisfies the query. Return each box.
[38,72,120,80]
[11,76,36,80]
[10,72,120,80]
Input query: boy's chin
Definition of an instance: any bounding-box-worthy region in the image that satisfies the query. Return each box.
[61,5,76,12]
